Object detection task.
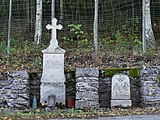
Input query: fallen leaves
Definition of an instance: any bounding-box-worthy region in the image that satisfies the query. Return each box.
[0,107,159,120]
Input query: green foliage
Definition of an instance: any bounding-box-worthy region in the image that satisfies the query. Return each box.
[77,39,93,48]
[99,17,142,53]
[128,67,140,78]
[121,16,142,52]
[64,24,86,41]
[134,79,141,87]
[0,41,7,54]
[157,76,160,86]
[103,68,128,77]
[32,56,42,70]
[63,24,93,49]
[0,37,46,72]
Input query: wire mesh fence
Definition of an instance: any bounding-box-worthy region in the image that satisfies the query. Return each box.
[0,0,35,42]
[0,0,160,56]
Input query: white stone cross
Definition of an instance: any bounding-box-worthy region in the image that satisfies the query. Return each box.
[46,18,63,49]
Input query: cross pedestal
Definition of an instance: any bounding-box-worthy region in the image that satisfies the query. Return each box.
[40,18,66,106]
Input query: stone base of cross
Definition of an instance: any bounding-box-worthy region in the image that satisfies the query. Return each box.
[44,18,63,51]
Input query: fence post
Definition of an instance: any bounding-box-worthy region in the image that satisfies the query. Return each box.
[51,0,55,19]
[142,0,146,52]
[94,0,99,55]
[7,0,12,55]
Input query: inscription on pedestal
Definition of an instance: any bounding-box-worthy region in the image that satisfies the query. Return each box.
[40,17,66,107]
[41,54,65,83]
[40,82,65,105]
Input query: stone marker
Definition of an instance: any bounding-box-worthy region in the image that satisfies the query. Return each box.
[40,18,66,106]
[111,74,131,107]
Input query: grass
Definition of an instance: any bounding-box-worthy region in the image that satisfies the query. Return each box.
[0,107,159,120]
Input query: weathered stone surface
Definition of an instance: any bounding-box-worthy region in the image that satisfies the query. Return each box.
[40,32,66,106]
[44,18,63,50]
[140,66,160,107]
[111,74,131,100]
[40,82,65,105]
[75,68,99,109]
[75,100,99,109]
[8,70,29,80]
[41,53,65,83]
[111,100,132,107]
[76,68,99,78]
[111,74,131,107]
[0,71,30,109]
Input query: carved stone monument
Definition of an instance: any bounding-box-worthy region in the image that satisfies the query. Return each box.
[111,74,131,107]
[40,18,66,106]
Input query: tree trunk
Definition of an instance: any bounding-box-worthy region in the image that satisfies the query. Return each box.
[143,0,155,51]
[34,0,42,44]
[7,0,12,55]
[94,0,98,55]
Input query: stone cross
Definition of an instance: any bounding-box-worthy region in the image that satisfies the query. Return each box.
[46,18,63,49]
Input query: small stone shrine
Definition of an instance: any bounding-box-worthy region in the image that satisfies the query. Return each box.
[75,68,99,109]
[40,18,66,106]
[111,74,131,107]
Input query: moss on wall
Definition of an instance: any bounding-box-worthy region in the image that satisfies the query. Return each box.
[157,76,160,84]
[103,67,140,78]
[128,68,140,78]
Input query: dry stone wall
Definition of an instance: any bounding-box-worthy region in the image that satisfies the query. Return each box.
[141,65,160,107]
[75,68,99,109]
[0,70,30,109]
[0,65,159,109]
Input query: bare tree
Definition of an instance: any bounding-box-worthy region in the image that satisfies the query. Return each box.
[143,0,155,52]
[7,0,12,55]
[34,0,42,44]
[94,0,98,55]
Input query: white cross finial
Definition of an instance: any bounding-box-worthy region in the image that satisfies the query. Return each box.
[46,18,63,49]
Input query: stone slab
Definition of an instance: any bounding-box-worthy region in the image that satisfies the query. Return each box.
[40,82,65,105]
[75,100,99,109]
[76,68,99,78]
[41,53,65,83]
[111,74,131,100]
[8,70,29,79]
[111,100,132,107]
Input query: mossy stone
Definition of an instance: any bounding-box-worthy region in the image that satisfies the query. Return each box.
[128,68,140,78]
[157,76,160,84]
[103,67,140,78]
